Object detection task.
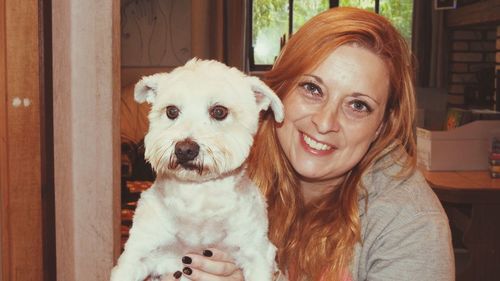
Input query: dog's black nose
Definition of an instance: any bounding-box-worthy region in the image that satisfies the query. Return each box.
[174,139,200,163]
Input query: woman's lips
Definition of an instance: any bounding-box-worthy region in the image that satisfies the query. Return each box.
[299,132,336,156]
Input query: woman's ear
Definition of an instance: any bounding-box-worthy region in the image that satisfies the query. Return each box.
[134,73,166,104]
[245,76,284,123]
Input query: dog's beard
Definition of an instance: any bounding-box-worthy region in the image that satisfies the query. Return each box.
[164,146,229,180]
[147,138,203,176]
[146,136,238,180]
[168,153,205,175]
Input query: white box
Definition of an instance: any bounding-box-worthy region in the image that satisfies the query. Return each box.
[417,120,500,171]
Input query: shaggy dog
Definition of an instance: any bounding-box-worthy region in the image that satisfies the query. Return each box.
[111,59,283,281]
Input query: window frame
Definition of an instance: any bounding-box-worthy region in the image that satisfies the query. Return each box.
[247,0,386,71]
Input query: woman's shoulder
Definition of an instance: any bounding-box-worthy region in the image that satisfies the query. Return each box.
[354,166,454,281]
[360,151,447,226]
[361,145,444,215]
[354,169,454,281]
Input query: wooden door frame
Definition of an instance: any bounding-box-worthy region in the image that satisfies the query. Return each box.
[1,0,120,280]
[52,0,121,280]
[0,0,45,280]
[40,0,56,279]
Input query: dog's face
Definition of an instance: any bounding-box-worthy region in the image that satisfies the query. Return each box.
[135,59,284,182]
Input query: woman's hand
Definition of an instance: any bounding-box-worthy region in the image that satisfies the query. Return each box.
[160,248,244,281]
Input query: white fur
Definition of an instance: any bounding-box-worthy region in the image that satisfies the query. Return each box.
[111,58,283,281]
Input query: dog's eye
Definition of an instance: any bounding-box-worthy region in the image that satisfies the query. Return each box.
[166,106,180,119]
[209,105,228,121]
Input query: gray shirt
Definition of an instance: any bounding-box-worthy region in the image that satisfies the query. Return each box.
[351,149,455,281]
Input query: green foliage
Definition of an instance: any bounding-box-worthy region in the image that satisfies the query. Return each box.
[252,0,330,43]
[292,0,330,33]
[252,0,288,44]
[252,0,414,64]
[339,0,376,11]
[340,0,413,42]
[379,0,413,42]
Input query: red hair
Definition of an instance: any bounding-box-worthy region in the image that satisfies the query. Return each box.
[248,7,416,281]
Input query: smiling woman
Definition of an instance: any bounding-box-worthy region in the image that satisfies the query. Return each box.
[276,45,389,191]
[246,7,454,281]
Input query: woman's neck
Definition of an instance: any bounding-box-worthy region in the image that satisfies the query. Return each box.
[299,176,344,204]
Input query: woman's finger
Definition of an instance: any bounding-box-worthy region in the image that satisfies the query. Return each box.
[181,266,244,281]
[199,248,235,263]
[182,252,238,276]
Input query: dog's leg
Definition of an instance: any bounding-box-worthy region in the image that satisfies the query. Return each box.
[111,192,180,281]
[110,254,149,281]
[224,216,277,281]
[111,250,182,281]
[220,186,278,281]
[235,238,277,281]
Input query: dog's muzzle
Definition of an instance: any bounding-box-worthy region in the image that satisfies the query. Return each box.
[174,139,200,163]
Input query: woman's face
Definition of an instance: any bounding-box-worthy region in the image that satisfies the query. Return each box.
[276,44,390,188]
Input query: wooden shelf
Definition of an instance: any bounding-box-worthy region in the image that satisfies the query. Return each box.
[446,0,500,27]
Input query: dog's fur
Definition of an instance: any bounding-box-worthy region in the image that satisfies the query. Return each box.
[110,59,283,281]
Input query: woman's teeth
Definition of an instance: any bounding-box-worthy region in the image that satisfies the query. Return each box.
[303,134,332,151]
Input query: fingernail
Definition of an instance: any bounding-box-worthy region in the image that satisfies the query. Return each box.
[182,267,192,275]
[202,249,213,257]
[182,256,192,264]
[173,271,182,279]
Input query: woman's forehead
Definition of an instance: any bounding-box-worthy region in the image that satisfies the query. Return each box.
[306,45,389,99]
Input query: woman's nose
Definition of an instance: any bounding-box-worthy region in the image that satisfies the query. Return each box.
[311,104,341,134]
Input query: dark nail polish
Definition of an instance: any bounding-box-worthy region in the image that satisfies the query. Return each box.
[183,267,192,275]
[182,256,192,264]
[202,249,213,257]
[173,271,182,279]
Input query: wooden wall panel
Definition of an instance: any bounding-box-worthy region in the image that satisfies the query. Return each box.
[446,0,500,27]
[0,0,44,280]
[0,0,6,279]
[121,0,191,67]
[225,0,247,70]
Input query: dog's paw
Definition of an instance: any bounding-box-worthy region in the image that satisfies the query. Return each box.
[110,264,149,281]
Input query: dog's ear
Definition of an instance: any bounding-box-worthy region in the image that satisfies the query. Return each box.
[134,73,165,104]
[246,76,284,123]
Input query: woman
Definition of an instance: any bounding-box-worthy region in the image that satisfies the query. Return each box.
[162,7,454,281]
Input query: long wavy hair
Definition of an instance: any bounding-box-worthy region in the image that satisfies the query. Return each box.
[247,7,417,281]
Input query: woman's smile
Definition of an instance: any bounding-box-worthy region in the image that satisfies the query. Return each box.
[300,132,335,155]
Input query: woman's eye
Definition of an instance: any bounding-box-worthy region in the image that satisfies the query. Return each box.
[166,105,180,119]
[351,100,369,112]
[300,82,322,97]
[348,100,372,115]
[209,105,228,121]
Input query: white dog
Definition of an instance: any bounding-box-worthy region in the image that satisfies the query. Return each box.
[111,59,283,281]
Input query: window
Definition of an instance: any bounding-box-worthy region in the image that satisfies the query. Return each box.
[248,0,413,71]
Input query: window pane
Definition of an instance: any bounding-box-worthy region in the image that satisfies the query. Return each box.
[339,0,376,12]
[379,0,413,44]
[293,0,330,34]
[253,0,289,65]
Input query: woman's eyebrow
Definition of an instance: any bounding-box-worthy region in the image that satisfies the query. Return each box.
[303,74,381,106]
[303,74,324,84]
[351,92,381,105]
